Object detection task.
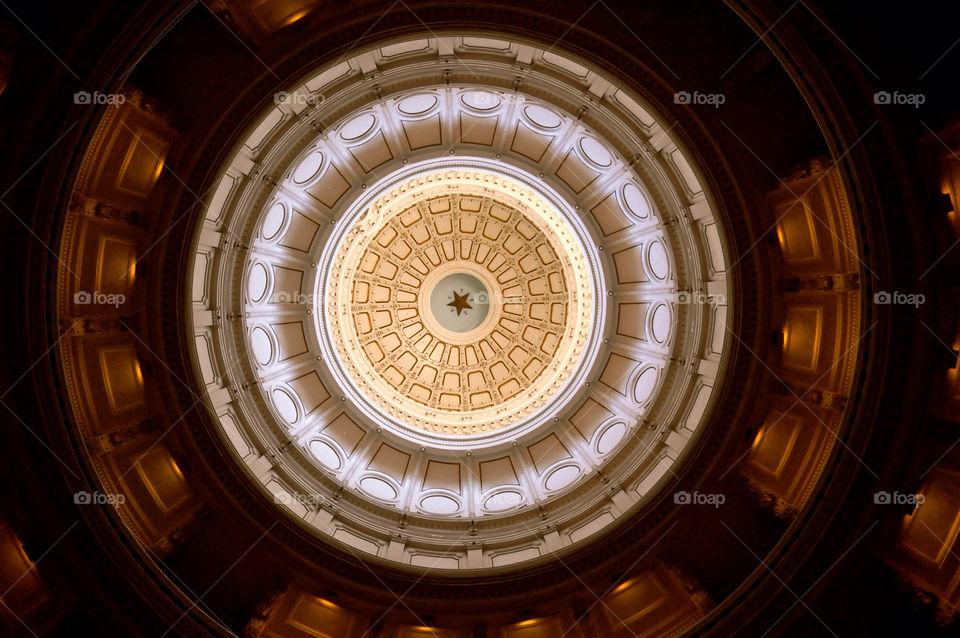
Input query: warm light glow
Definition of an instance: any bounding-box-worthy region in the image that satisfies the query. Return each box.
[900,494,925,524]
[611,579,635,594]
[942,188,955,212]
[151,159,165,185]
[281,8,312,25]
[0,524,38,590]
[513,618,541,628]
[314,596,344,611]
[0,54,11,97]
[780,307,824,372]
[753,428,766,449]
[951,349,960,396]
[944,189,959,233]
[14,540,34,569]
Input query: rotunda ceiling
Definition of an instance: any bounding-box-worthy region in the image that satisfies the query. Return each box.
[321,166,597,439]
[188,34,731,570]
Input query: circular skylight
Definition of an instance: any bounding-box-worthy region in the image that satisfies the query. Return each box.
[428,272,490,333]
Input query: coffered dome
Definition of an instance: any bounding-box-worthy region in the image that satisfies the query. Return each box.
[320,165,597,440]
[189,34,730,570]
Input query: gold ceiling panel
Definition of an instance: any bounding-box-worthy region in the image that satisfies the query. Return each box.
[325,169,595,436]
[349,192,566,412]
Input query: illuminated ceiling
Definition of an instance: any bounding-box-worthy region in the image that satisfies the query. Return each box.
[321,165,598,439]
[188,34,731,570]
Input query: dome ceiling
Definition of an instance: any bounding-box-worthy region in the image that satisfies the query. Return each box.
[188,34,731,570]
[322,166,597,438]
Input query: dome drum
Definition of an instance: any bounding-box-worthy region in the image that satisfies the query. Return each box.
[188,34,731,570]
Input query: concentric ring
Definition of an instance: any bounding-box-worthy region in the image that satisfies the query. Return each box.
[188,34,731,570]
[318,163,600,440]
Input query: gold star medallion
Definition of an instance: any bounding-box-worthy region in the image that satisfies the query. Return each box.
[447,290,472,316]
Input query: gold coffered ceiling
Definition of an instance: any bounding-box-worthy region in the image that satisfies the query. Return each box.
[327,169,594,436]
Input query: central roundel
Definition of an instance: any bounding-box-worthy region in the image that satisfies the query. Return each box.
[426,270,491,335]
[320,164,599,441]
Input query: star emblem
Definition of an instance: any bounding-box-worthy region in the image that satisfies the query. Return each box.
[447,290,472,316]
